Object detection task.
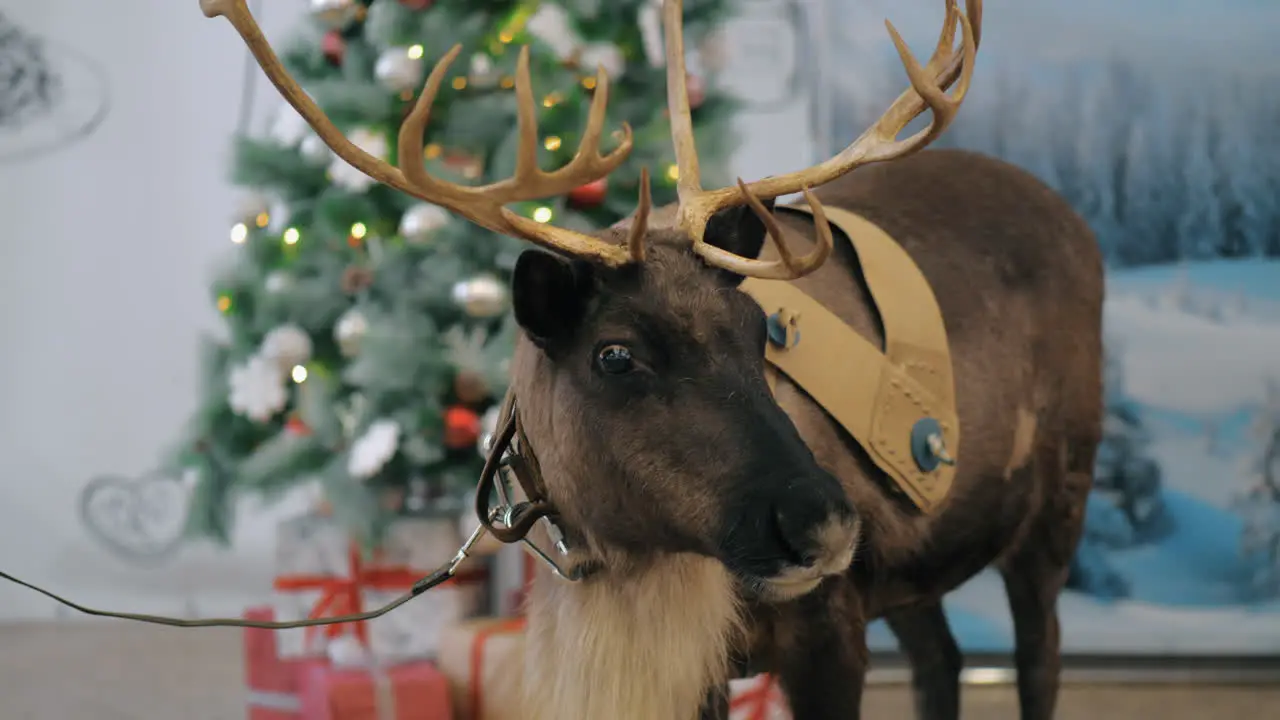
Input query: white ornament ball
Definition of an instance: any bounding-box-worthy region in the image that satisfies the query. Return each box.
[299,133,331,164]
[334,308,369,357]
[264,271,292,294]
[452,274,508,318]
[699,29,731,74]
[375,46,424,93]
[399,203,451,244]
[309,0,361,29]
[261,324,314,371]
[579,42,626,79]
[329,128,387,193]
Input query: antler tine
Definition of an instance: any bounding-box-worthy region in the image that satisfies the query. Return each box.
[673,0,982,248]
[201,0,641,268]
[661,0,703,203]
[626,168,653,263]
[692,183,833,281]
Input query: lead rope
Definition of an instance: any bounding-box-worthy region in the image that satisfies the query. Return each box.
[0,523,491,631]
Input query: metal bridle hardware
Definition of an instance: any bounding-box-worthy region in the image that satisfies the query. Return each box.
[0,396,588,632]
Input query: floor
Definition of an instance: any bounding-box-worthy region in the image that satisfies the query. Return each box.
[1,622,1276,719]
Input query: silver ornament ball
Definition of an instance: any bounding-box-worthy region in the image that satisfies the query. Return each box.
[452,274,508,318]
[398,203,451,244]
[375,47,424,93]
[309,0,361,29]
[334,308,369,357]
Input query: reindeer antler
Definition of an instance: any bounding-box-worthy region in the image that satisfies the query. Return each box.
[200,0,649,267]
[663,0,983,280]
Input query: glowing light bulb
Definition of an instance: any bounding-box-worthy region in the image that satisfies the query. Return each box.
[407,44,424,60]
[283,227,300,245]
[350,222,368,240]
[216,295,232,312]
[424,143,443,159]
[665,164,679,181]
[255,212,270,228]
[541,92,561,108]
[291,365,308,384]
[230,223,248,244]
[498,30,514,44]
[544,136,562,151]
[499,76,515,89]
[581,76,597,90]
[452,77,467,90]
[532,206,553,223]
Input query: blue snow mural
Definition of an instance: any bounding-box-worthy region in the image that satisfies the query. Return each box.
[814,0,1280,655]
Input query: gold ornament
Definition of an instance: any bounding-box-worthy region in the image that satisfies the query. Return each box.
[451,274,508,318]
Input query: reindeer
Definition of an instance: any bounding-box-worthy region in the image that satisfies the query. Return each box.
[201,0,1101,717]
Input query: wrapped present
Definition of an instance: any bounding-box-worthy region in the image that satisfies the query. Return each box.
[243,605,323,719]
[273,514,488,660]
[729,674,791,720]
[436,617,527,720]
[298,649,452,720]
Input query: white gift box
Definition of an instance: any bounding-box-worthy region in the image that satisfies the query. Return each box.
[271,513,486,660]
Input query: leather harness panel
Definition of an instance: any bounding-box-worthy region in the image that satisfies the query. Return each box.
[739,203,960,512]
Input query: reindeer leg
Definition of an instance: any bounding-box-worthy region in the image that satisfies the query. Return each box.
[886,601,963,720]
[775,584,867,719]
[999,454,1091,720]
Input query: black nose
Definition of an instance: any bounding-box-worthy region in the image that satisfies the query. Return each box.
[772,505,821,567]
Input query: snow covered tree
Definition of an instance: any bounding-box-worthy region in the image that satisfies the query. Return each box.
[1092,344,1169,540]
[1233,379,1280,597]
[164,0,737,546]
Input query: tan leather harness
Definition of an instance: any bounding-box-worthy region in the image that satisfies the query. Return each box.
[738,203,960,513]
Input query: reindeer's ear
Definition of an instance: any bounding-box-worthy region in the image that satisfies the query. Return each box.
[701,198,775,285]
[512,249,596,352]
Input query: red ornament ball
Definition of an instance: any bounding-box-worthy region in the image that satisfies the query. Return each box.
[322,31,346,66]
[567,177,608,208]
[285,416,312,436]
[399,0,434,9]
[443,406,482,450]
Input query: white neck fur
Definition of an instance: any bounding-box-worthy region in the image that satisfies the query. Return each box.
[520,553,743,720]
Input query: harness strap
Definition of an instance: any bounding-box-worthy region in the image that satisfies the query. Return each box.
[741,204,960,512]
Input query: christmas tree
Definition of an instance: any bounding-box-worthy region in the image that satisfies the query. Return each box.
[169,0,737,547]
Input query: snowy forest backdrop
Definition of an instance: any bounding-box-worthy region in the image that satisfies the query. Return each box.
[817,0,1280,655]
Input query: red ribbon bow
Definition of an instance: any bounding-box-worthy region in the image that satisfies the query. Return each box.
[273,543,485,647]
[729,675,784,720]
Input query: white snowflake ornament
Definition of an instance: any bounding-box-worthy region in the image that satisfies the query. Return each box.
[227,354,288,422]
[261,324,313,372]
[347,419,401,480]
[329,128,388,192]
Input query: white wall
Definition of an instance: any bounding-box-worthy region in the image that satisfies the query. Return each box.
[0,0,816,622]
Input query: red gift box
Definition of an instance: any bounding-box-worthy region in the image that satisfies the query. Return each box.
[243,605,452,720]
[299,660,452,720]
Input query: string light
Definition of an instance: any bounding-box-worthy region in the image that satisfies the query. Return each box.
[544,136,562,151]
[532,206,553,223]
[283,227,301,245]
[499,76,515,89]
[665,164,679,182]
[424,143,443,160]
[498,30,515,44]
[581,76,597,90]
[255,212,270,228]
[541,92,562,108]
[291,365,308,384]
[216,294,232,313]
[452,77,468,90]
[407,45,424,60]
[350,222,368,240]
[230,223,248,244]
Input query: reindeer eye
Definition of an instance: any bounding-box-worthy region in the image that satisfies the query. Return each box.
[596,344,634,375]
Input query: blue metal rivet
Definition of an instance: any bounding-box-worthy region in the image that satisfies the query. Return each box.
[910,417,945,472]
[766,312,800,349]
